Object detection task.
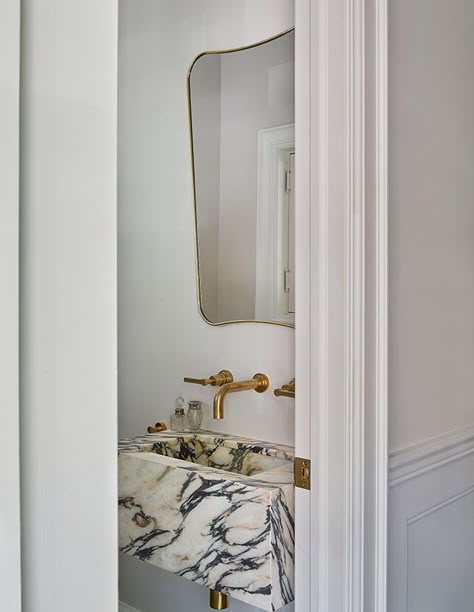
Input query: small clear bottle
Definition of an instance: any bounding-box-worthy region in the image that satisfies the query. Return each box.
[170,396,187,432]
[187,400,203,432]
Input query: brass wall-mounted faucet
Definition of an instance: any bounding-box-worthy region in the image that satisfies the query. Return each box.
[274,378,295,398]
[213,373,270,420]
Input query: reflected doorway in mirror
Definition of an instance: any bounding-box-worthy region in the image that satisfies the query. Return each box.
[255,124,295,325]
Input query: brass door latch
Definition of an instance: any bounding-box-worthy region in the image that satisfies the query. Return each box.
[294,457,311,490]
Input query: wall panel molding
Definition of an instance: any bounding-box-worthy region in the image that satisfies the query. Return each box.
[389,424,474,487]
[388,426,474,612]
[407,485,474,526]
[119,603,141,612]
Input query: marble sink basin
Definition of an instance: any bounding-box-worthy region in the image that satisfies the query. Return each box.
[118,431,295,611]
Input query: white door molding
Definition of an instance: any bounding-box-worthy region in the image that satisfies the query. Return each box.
[371,0,389,610]
[295,0,388,611]
[255,123,295,324]
[0,1,21,610]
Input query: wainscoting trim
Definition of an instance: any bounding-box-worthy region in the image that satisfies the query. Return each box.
[389,424,474,487]
[407,485,474,525]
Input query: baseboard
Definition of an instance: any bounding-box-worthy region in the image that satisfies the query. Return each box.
[119,602,142,612]
[389,423,474,487]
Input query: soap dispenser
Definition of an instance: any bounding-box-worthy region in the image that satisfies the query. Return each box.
[170,396,187,432]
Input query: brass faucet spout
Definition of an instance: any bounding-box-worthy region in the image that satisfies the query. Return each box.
[213,373,270,419]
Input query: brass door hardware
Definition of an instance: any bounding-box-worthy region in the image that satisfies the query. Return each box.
[213,373,270,420]
[184,370,234,387]
[294,457,311,490]
[274,378,295,398]
[210,589,228,609]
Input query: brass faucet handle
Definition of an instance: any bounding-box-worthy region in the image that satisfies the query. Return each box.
[147,422,167,433]
[184,369,234,387]
[274,378,296,398]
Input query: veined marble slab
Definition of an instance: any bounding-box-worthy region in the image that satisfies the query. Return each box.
[118,431,295,611]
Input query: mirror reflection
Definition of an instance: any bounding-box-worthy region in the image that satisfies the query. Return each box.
[188,29,295,326]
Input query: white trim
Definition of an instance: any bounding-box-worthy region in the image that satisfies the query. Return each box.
[374,0,389,611]
[295,0,372,610]
[294,0,312,608]
[345,0,366,610]
[255,123,295,324]
[0,1,21,610]
[119,602,142,612]
[389,424,474,487]
[407,485,474,525]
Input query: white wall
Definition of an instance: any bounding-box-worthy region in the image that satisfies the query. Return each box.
[388,1,474,609]
[217,33,295,321]
[20,2,118,611]
[118,1,295,611]
[389,0,474,452]
[0,1,21,610]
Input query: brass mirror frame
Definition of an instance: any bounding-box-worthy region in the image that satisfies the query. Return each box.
[187,27,295,329]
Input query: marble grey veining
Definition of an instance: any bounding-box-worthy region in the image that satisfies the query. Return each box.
[118,431,295,611]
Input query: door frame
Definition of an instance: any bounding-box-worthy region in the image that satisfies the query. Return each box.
[294,1,388,611]
[6,2,389,610]
[0,0,21,609]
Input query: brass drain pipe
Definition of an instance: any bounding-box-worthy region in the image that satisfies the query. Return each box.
[210,589,229,609]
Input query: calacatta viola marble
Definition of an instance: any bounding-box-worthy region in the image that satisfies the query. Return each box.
[118,431,295,611]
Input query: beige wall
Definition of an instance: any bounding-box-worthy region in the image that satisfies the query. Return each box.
[389,0,474,450]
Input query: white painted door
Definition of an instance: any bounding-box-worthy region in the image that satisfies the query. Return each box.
[0,1,21,610]
[19,2,118,611]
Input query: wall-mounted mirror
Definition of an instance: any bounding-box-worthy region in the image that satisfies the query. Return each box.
[188,29,295,327]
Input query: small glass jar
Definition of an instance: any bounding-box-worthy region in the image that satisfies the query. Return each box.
[170,396,187,432]
[187,400,203,432]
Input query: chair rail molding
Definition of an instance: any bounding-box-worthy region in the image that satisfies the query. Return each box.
[389,424,474,487]
[294,0,387,611]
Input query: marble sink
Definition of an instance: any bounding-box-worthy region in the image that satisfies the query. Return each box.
[118,431,295,611]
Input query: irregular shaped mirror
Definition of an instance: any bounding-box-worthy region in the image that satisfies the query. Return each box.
[188,29,295,327]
